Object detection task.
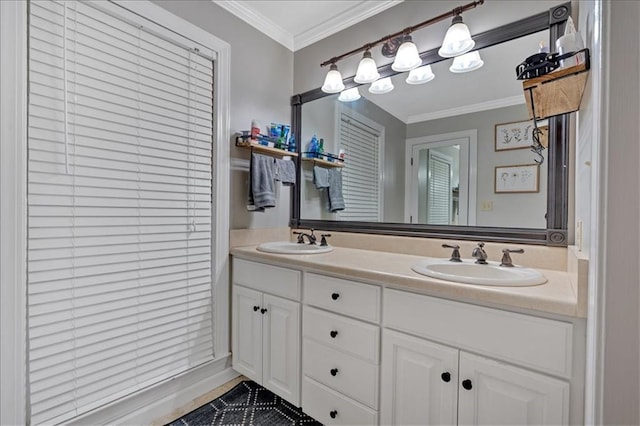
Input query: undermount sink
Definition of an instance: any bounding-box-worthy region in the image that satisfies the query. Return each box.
[411,258,547,286]
[256,241,334,255]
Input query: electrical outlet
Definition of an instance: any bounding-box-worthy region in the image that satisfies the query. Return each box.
[480,201,493,211]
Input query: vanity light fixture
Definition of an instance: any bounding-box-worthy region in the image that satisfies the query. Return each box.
[354,50,380,84]
[369,77,394,94]
[319,0,484,92]
[449,50,484,73]
[321,63,345,94]
[338,87,361,102]
[391,35,422,72]
[406,64,435,85]
[438,13,475,58]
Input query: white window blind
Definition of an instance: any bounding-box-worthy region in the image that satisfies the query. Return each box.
[426,152,452,225]
[27,1,214,424]
[338,114,381,221]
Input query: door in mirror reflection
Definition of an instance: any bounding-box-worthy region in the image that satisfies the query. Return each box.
[406,130,477,226]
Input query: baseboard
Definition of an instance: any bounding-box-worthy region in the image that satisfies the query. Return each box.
[68,354,238,426]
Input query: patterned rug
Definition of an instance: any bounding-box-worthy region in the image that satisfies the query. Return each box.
[167,380,323,426]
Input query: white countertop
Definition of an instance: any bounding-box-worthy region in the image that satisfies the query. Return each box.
[230,244,586,318]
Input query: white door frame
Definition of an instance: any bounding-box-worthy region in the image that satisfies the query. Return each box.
[404,130,477,225]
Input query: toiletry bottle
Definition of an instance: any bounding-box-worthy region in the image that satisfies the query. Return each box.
[288,135,296,152]
[251,119,260,141]
[319,138,325,160]
[308,135,319,158]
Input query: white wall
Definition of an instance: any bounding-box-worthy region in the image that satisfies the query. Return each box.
[152,0,294,230]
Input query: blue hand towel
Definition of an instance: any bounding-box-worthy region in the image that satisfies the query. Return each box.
[248,153,276,211]
[327,168,345,212]
[313,166,330,189]
[275,158,296,185]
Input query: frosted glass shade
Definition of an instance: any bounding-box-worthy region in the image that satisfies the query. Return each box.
[406,64,435,85]
[338,87,361,102]
[321,64,345,93]
[438,16,475,58]
[449,51,484,73]
[354,51,380,84]
[391,37,421,72]
[368,77,394,94]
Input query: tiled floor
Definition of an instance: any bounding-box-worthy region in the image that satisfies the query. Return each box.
[151,375,247,426]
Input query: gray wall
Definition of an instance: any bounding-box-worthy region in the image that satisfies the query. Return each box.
[153,1,294,230]
[408,105,548,228]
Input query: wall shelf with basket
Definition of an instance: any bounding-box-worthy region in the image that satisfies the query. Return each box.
[235,136,298,158]
[302,157,344,168]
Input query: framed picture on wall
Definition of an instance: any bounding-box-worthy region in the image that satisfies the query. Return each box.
[495,164,540,193]
[495,119,548,151]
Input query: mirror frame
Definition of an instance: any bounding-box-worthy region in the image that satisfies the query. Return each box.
[290,3,572,246]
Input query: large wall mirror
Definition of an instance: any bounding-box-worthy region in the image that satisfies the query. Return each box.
[291,2,572,246]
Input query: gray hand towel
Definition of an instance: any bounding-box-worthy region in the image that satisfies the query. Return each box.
[248,153,276,211]
[275,158,296,185]
[327,168,345,212]
[313,166,329,189]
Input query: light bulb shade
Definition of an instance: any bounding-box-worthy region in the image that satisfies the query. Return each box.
[406,64,435,85]
[321,64,345,93]
[391,36,422,72]
[368,77,394,94]
[354,51,380,84]
[438,15,475,58]
[338,87,361,102]
[449,50,484,73]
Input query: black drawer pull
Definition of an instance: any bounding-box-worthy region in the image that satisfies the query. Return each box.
[253,306,259,312]
[329,410,338,419]
[441,372,451,382]
[330,330,338,338]
[330,368,339,376]
[462,379,473,390]
[260,308,267,314]
[331,292,340,300]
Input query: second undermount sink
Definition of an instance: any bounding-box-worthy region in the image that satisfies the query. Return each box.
[256,241,334,255]
[411,258,547,286]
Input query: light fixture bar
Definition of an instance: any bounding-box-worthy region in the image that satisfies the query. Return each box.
[319,0,484,68]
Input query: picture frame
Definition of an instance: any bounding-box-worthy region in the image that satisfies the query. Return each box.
[495,119,548,151]
[495,164,540,193]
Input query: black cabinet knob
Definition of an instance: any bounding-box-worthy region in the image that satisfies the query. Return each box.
[329,410,338,419]
[260,308,267,314]
[462,379,473,390]
[330,368,339,376]
[330,330,339,338]
[253,306,259,312]
[441,372,451,382]
[331,292,340,300]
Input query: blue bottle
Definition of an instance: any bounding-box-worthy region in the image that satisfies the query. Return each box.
[288,135,296,152]
[308,135,319,158]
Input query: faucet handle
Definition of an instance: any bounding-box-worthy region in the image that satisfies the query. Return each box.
[442,244,462,262]
[500,248,525,267]
[292,231,305,244]
[320,234,332,246]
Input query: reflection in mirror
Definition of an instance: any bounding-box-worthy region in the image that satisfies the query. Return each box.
[300,31,548,229]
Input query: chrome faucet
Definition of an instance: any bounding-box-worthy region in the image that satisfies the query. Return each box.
[500,248,525,267]
[442,243,462,262]
[471,242,488,264]
[293,229,317,245]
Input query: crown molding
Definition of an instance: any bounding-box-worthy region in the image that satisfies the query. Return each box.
[212,0,294,50]
[406,95,525,123]
[294,1,403,51]
[213,1,402,52]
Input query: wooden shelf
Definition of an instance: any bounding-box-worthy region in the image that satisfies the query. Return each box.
[236,139,298,158]
[302,157,345,168]
[522,60,589,120]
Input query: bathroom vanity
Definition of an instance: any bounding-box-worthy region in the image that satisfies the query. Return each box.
[230,239,586,425]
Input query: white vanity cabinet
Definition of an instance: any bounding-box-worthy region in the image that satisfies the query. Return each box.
[232,258,301,405]
[381,288,573,425]
[301,272,382,425]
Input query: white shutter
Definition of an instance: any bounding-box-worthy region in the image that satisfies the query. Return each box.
[426,153,452,225]
[27,2,214,424]
[339,114,381,221]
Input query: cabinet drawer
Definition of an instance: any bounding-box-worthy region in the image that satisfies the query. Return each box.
[304,273,380,322]
[233,258,301,300]
[384,289,573,378]
[302,377,377,426]
[303,339,378,409]
[303,306,379,363]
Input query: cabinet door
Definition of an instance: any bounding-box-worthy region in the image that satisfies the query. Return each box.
[380,329,458,425]
[457,352,570,425]
[262,293,300,406]
[232,285,263,383]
